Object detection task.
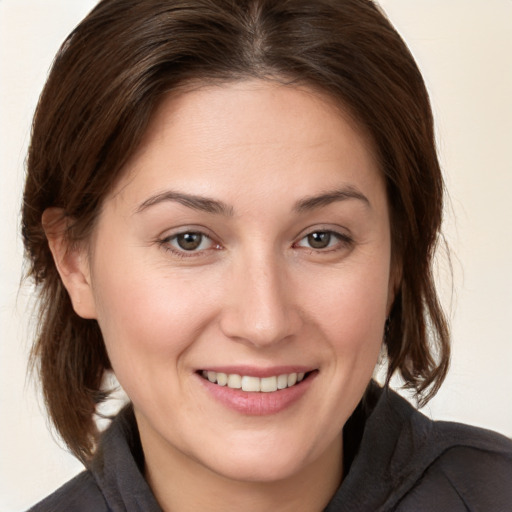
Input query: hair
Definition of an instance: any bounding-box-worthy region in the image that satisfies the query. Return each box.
[22,0,449,463]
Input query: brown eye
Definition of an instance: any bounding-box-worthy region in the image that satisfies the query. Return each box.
[307,232,332,249]
[176,232,204,251]
[161,230,218,257]
[295,230,352,253]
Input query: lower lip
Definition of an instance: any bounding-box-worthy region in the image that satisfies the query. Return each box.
[197,372,317,415]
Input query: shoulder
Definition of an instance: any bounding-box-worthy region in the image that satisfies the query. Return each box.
[27,470,109,512]
[395,419,512,511]
[28,405,162,512]
[354,386,512,511]
[328,384,512,511]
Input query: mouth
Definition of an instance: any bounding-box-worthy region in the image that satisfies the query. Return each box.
[198,370,315,393]
[197,367,318,415]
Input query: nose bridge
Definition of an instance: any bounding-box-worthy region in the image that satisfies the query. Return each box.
[220,246,299,347]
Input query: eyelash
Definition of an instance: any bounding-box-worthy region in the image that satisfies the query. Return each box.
[158,229,353,259]
[293,230,353,253]
[158,231,220,259]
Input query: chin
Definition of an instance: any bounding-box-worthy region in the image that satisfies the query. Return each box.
[195,431,334,484]
[207,452,308,484]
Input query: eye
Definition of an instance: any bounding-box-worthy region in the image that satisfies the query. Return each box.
[305,231,333,249]
[163,231,216,253]
[295,230,351,251]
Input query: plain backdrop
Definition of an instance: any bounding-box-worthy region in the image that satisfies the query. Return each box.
[1,1,511,510]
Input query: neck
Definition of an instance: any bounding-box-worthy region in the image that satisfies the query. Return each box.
[141,426,343,512]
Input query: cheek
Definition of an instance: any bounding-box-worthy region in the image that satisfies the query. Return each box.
[89,246,221,374]
[302,259,390,350]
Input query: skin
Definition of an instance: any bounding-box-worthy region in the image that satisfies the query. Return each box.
[48,80,396,512]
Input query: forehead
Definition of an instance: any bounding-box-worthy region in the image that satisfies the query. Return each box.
[108,79,383,211]
[143,79,374,152]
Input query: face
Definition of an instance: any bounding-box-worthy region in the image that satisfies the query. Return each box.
[75,81,394,483]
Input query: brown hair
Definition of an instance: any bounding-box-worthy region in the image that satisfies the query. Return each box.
[22,0,449,463]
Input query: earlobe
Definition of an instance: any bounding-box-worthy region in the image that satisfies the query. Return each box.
[42,208,97,319]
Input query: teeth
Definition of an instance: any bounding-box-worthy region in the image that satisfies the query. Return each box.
[277,374,288,389]
[227,374,242,389]
[216,372,228,386]
[261,376,277,393]
[242,376,260,392]
[201,371,308,392]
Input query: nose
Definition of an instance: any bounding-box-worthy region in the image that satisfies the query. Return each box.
[219,251,302,348]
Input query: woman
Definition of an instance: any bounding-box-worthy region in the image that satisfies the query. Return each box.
[21,0,512,510]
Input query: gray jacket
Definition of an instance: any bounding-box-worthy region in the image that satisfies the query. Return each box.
[29,383,512,511]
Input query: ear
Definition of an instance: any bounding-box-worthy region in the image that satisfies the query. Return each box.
[42,208,97,319]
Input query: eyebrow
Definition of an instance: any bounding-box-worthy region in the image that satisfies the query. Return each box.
[135,186,370,216]
[135,191,234,216]
[294,187,370,212]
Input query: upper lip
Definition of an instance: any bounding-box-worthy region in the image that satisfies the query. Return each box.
[197,365,315,378]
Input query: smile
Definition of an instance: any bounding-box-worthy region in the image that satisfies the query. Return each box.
[197,368,318,415]
[200,371,308,392]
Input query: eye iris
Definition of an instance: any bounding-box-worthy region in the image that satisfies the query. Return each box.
[177,233,202,250]
[308,231,331,249]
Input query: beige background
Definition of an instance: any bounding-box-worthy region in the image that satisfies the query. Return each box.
[1,1,511,510]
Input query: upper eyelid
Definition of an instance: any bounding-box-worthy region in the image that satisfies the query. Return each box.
[295,225,352,241]
[296,230,352,245]
[165,231,211,242]
[159,225,216,240]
